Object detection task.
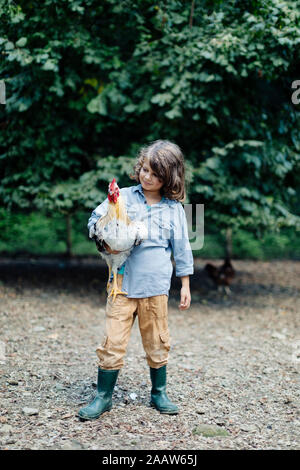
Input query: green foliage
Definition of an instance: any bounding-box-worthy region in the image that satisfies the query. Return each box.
[193,139,300,232]
[0,208,67,254]
[0,208,299,260]
[0,0,300,252]
[232,227,300,260]
[0,208,95,255]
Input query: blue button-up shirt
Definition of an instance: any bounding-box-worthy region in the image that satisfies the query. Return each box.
[87,183,194,298]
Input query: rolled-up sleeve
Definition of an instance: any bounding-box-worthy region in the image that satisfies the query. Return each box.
[170,203,194,277]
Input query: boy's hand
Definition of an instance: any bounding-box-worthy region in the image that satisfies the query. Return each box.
[179,286,191,310]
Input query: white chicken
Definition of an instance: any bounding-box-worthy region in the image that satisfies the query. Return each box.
[92,178,148,301]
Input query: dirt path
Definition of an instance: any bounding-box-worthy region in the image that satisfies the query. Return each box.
[0,258,299,450]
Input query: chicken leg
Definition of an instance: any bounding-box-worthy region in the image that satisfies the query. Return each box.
[108,269,128,302]
[106,265,112,293]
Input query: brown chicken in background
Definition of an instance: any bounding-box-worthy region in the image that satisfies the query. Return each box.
[204,257,235,294]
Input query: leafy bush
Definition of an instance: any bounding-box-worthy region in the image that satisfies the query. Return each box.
[0,209,299,259]
[0,0,299,237]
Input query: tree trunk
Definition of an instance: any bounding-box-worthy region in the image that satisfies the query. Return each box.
[66,213,72,258]
[189,0,195,27]
[225,227,232,260]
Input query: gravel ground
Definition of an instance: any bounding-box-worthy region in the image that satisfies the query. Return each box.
[0,257,299,450]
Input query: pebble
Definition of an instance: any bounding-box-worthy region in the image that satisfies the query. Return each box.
[54,383,66,391]
[240,424,257,433]
[192,424,229,437]
[41,410,53,418]
[8,380,18,386]
[32,326,46,332]
[271,332,286,340]
[61,440,85,450]
[129,393,137,400]
[263,367,274,374]
[3,439,16,445]
[22,407,39,416]
[0,424,13,434]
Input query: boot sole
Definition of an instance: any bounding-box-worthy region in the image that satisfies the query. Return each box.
[150,402,179,415]
[77,406,112,421]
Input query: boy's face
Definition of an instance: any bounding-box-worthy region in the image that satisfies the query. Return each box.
[139,157,164,194]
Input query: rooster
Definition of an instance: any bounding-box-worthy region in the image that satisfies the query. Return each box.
[204,257,235,295]
[92,178,148,301]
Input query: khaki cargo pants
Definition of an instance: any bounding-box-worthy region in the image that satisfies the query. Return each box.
[96,274,170,370]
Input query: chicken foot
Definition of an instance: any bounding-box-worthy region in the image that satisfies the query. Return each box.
[107,270,128,302]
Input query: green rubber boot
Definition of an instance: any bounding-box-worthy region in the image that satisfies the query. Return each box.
[77,368,119,421]
[150,365,179,415]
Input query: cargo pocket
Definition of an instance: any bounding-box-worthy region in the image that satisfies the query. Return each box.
[96,334,122,369]
[96,334,108,353]
[159,330,170,352]
[144,328,171,367]
[102,335,108,348]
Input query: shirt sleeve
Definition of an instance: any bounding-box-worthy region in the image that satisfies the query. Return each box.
[170,203,194,277]
[87,198,109,237]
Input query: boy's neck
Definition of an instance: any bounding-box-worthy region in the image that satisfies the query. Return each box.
[142,188,162,200]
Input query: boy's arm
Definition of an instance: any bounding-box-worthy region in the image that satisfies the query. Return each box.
[170,203,194,276]
[179,275,191,310]
[170,203,194,310]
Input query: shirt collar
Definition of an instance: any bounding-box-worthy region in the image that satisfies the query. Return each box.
[133,183,172,205]
[132,183,144,195]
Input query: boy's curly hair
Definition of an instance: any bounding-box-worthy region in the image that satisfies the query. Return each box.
[131,139,186,202]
